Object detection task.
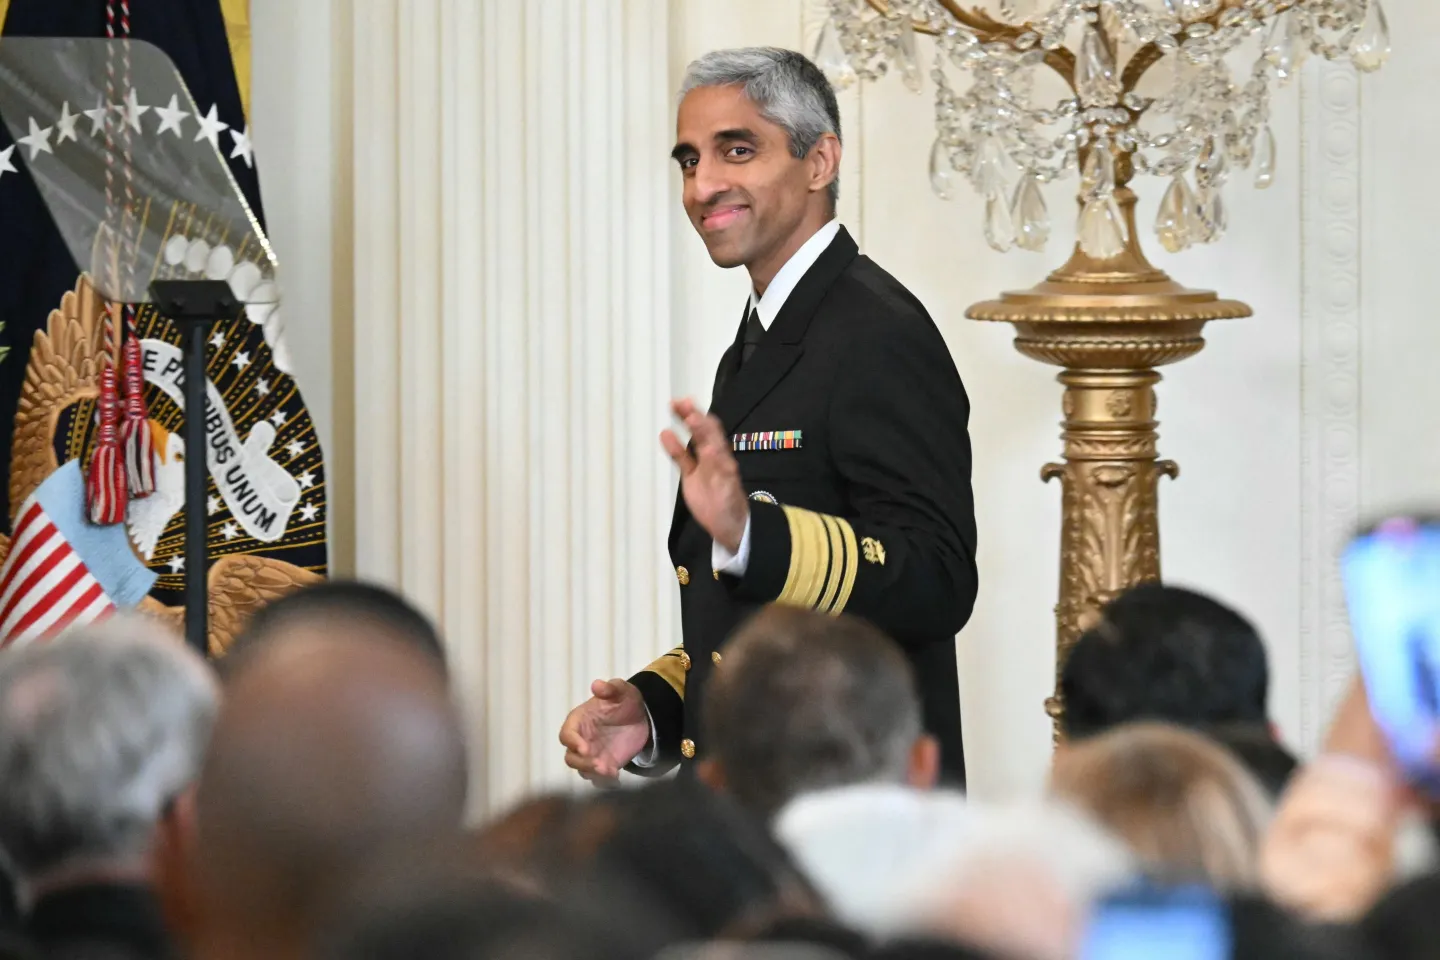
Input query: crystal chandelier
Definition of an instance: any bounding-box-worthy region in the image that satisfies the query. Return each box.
[815,0,1390,257]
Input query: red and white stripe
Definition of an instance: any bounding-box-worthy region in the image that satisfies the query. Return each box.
[0,503,115,649]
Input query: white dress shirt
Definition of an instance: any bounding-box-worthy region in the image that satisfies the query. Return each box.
[632,219,842,770]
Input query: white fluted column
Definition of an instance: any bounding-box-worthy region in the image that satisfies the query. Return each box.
[350,0,675,813]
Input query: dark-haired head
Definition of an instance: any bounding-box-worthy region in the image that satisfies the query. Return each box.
[1204,722,1299,801]
[223,580,446,679]
[319,880,647,960]
[1061,583,1270,741]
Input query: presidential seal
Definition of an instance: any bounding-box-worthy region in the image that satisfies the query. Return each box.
[0,270,324,655]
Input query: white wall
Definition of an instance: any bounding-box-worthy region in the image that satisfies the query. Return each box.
[251,0,1432,810]
[248,0,352,570]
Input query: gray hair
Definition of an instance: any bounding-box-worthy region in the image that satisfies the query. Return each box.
[701,607,920,819]
[0,616,218,879]
[680,47,842,208]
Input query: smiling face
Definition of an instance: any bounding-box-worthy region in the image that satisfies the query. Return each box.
[672,84,837,285]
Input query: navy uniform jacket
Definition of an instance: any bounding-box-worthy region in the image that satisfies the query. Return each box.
[629,226,978,784]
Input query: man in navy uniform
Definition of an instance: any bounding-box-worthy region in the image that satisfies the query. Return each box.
[559,47,978,786]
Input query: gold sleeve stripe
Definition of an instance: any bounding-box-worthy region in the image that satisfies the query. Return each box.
[777,507,813,607]
[778,506,861,615]
[781,506,826,609]
[0,0,10,36]
[816,514,846,614]
[830,514,860,615]
[806,512,834,611]
[643,646,688,699]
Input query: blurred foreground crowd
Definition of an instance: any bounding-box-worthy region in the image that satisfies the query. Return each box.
[0,580,1435,960]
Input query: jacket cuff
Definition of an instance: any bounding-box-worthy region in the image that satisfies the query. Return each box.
[727,500,791,602]
[627,669,683,775]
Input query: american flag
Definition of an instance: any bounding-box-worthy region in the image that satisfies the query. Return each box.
[0,460,156,649]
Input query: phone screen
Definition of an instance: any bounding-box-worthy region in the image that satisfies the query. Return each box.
[1342,517,1440,785]
[1081,885,1230,960]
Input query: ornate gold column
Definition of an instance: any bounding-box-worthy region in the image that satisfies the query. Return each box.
[968,183,1250,734]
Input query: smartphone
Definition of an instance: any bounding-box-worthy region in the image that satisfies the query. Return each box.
[1342,515,1440,788]
[1080,884,1230,960]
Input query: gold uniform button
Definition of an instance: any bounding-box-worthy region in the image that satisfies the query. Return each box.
[679,650,692,671]
[711,651,723,666]
[681,738,696,759]
[713,569,720,580]
[676,566,690,586]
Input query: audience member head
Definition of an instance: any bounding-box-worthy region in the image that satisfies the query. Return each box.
[1206,722,1301,800]
[320,879,648,960]
[176,629,468,960]
[775,785,1133,959]
[491,780,825,944]
[1050,722,1272,891]
[223,579,447,679]
[465,794,587,895]
[1060,583,1270,741]
[698,607,937,819]
[0,616,216,899]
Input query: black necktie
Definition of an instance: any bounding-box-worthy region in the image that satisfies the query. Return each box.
[741,308,765,366]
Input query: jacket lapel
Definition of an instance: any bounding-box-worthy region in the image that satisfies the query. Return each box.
[668,227,860,555]
[709,226,859,432]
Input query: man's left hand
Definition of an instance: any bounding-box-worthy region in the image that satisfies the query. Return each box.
[660,398,748,554]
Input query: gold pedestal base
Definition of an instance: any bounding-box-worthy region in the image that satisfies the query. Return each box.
[967,188,1251,738]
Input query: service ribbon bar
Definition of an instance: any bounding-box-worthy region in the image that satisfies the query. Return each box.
[732,429,802,452]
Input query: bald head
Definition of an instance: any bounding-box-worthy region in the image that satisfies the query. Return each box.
[194,633,468,950]
[223,580,448,680]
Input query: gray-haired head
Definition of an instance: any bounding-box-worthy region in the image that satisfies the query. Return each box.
[680,47,842,208]
[0,617,218,881]
[700,606,922,819]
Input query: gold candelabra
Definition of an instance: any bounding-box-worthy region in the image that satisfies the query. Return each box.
[967,184,1248,729]
[820,0,1388,732]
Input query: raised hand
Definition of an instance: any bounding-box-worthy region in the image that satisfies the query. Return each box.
[659,398,749,554]
[558,678,651,784]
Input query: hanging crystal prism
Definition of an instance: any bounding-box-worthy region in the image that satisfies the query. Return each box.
[1081,145,1116,200]
[973,136,1012,197]
[1155,174,1195,253]
[1264,11,1305,83]
[1254,125,1276,190]
[1012,178,1050,252]
[1076,26,1121,106]
[1195,187,1227,242]
[896,19,923,92]
[985,193,1016,253]
[813,20,858,90]
[1196,136,1229,188]
[1186,184,1212,243]
[930,137,957,201]
[1078,198,1128,260]
[1351,0,1391,73]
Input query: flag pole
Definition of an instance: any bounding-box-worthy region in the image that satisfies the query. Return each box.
[149,279,240,655]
